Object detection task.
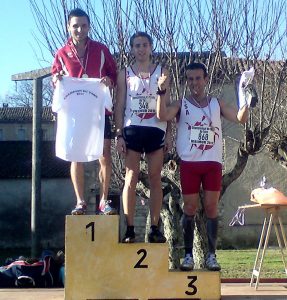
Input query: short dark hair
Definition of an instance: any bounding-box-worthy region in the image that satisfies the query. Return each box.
[130,32,153,48]
[186,62,208,78]
[68,8,90,24]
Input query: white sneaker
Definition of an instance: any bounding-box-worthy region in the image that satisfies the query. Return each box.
[180,254,194,271]
[205,253,221,271]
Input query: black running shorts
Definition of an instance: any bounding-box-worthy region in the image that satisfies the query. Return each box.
[123,125,165,153]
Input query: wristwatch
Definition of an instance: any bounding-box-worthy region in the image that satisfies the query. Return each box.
[156,88,167,95]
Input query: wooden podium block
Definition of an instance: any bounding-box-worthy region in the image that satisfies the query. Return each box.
[65,215,221,300]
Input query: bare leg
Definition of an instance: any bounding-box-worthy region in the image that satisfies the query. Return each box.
[146,148,164,226]
[99,139,112,201]
[122,149,141,226]
[145,148,166,243]
[70,162,85,206]
[203,190,220,218]
[182,194,199,216]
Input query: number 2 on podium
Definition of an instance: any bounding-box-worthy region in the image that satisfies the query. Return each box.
[134,249,148,268]
[85,223,198,296]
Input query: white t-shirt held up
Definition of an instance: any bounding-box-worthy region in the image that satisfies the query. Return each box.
[52,77,112,162]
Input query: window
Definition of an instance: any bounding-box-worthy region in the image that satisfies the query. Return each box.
[42,129,48,141]
[17,128,26,140]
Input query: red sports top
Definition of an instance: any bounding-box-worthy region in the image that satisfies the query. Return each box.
[51,37,117,114]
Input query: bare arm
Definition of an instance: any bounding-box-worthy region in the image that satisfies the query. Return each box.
[114,69,127,153]
[219,99,249,124]
[156,71,180,121]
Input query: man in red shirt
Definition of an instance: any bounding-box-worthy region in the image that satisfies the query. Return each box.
[52,8,117,215]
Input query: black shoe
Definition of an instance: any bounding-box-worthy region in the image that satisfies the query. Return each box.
[122,230,135,243]
[148,228,166,243]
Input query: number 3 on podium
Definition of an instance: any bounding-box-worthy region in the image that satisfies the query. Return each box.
[186,275,198,295]
[133,248,198,296]
[85,223,198,297]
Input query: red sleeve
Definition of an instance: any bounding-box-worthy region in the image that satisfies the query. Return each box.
[102,46,117,86]
[51,51,63,75]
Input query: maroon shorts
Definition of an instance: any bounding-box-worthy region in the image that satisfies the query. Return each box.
[180,161,222,194]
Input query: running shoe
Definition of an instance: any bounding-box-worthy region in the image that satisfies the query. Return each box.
[122,229,136,243]
[148,228,166,243]
[71,201,87,215]
[180,254,194,271]
[98,200,117,215]
[205,253,221,271]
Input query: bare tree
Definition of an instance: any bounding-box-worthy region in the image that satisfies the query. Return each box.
[4,78,53,107]
[29,0,287,268]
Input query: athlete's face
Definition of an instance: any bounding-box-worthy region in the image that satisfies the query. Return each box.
[131,36,152,62]
[186,69,208,97]
[68,16,90,44]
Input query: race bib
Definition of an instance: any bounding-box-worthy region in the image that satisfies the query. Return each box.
[190,125,215,145]
[131,96,156,113]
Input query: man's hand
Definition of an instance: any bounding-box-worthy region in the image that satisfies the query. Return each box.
[158,74,169,91]
[52,70,65,84]
[100,76,113,88]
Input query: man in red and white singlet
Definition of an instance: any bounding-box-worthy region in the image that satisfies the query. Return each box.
[156,62,249,271]
[51,8,117,216]
[115,32,172,243]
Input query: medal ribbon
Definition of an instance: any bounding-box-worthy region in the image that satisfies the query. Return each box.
[70,42,89,76]
[133,64,153,121]
[135,64,151,97]
[192,97,214,130]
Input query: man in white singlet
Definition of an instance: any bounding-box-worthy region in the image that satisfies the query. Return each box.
[115,32,171,243]
[156,62,250,271]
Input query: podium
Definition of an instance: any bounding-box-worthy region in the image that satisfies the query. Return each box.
[65,215,220,300]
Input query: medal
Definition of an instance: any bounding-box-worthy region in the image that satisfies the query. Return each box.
[136,64,152,100]
[82,74,89,78]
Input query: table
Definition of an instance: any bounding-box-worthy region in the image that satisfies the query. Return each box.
[238,203,287,289]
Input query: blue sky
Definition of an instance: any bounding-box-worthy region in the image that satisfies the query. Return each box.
[1,0,285,100]
[0,1,52,99]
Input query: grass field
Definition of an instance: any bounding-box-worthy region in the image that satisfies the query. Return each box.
[217,248,287,278]
[0,248,286,279]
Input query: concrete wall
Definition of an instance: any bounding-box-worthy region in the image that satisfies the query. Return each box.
[0,178,74,249]
[220,141,287,248]
[218,84,287,248]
